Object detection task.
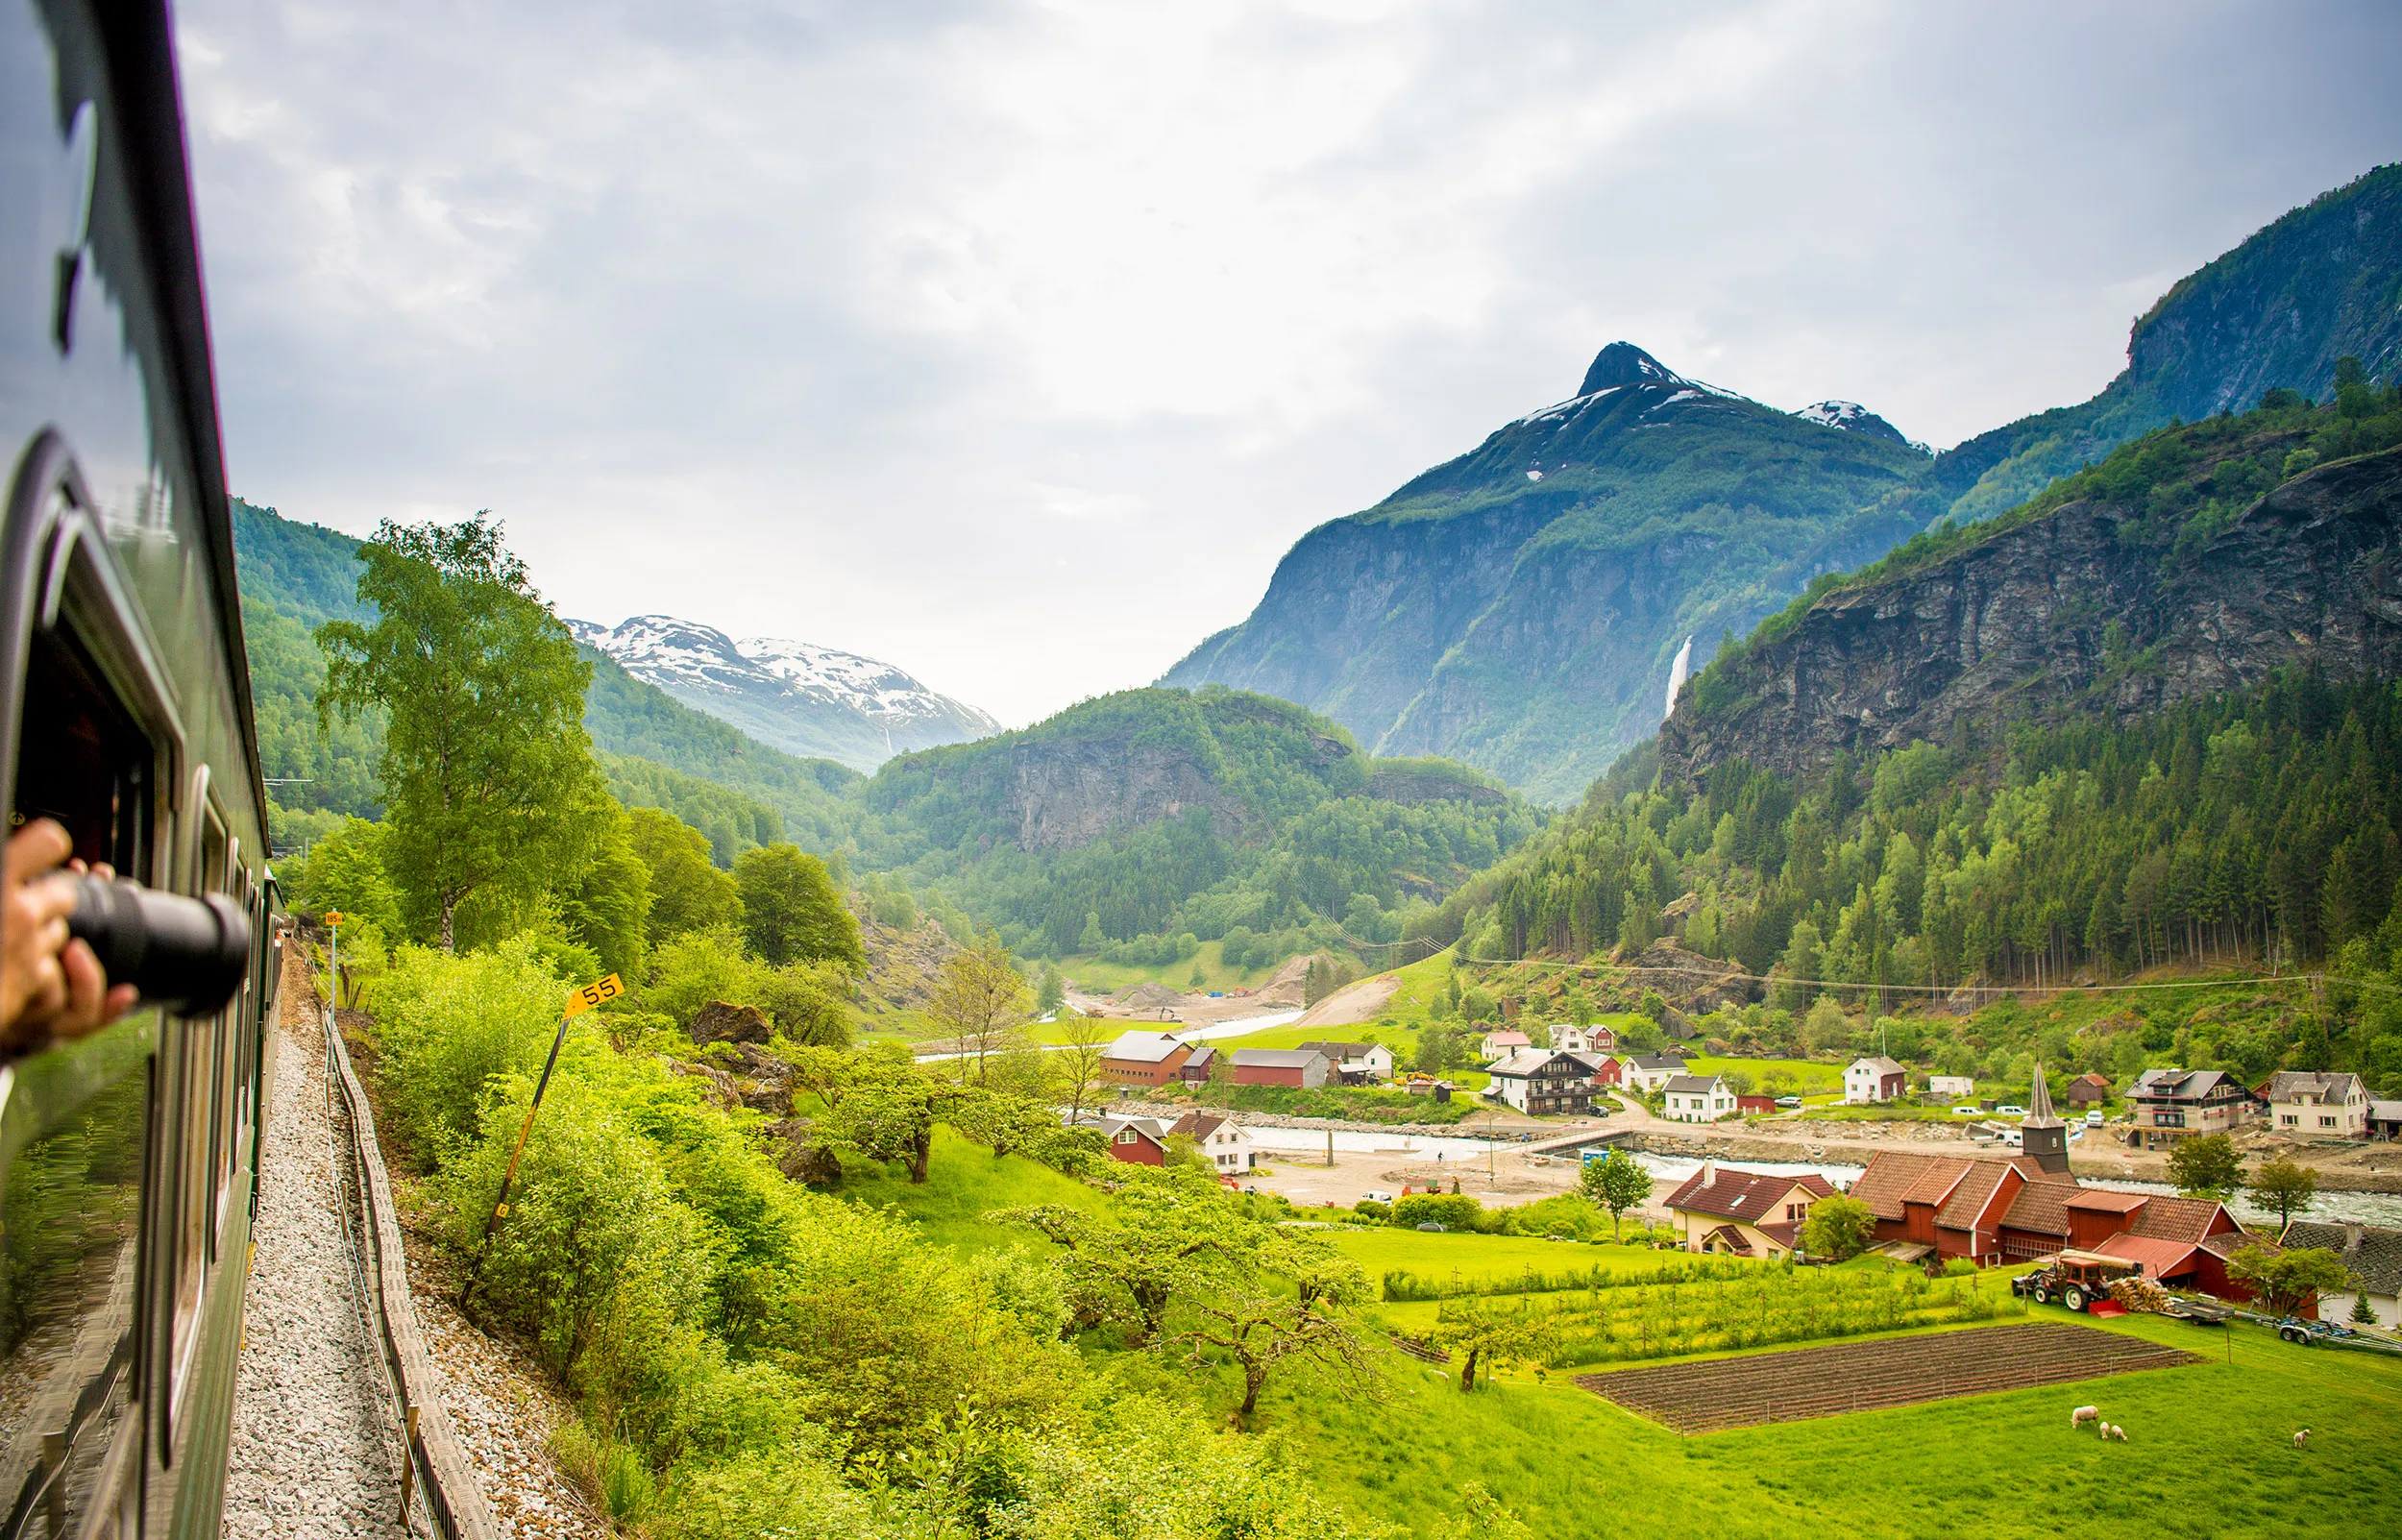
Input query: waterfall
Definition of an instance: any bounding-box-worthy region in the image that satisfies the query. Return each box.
[1663,635,1694,721]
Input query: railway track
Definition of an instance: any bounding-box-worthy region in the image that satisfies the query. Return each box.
[223,955,498,1537]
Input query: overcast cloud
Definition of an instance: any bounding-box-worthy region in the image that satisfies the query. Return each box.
[177,0,2402,726]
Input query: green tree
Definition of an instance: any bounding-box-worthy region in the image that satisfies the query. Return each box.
[734,843,863,969]
[2225,1244,2357,1316]
[1001,1165,1262,1342]
[625,808,738,941]
[1423,1295,1552,1391]
[2247,1157,2319,1230]
[555,800,653,978]
[1036,965,1066,1013]
[1801,1194,1875,1261]
[921,933,1033,1086]
[2352,1293,2379,1325]
[1578,1149,1652,1240]
[1171,1233,1378,1424]
[299,817,404,939]
[1076,912,1105,952]
[1414,1021,1467,1075]
[2167,1133,2245,1200]
[316,514,605,949]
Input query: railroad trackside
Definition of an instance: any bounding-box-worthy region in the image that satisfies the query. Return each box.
[1577,1323,2204,1433]
[223,954,417,1535]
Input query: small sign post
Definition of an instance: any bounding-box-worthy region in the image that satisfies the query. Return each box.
[456,973,621,1308]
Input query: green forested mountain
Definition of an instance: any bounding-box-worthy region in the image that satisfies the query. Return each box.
[1420,388,2402,1096]
[233,500,1529,965]
[864,686,1538,959]
[1901,161,2402,530]
[1163,343,1932,801]
[233,499,855,863]
[1164,164,2402,803]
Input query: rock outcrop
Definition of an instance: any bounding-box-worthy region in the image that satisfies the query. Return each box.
[1659,445,2402,784]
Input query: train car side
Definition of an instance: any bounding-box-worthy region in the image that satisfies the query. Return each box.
[1,3,281,1537]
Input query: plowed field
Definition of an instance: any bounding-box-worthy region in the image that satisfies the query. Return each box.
[1575,1322,2201,1432]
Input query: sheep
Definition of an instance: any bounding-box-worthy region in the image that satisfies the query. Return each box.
[2294,1429,2311,1450]
[2071,1405,2100,1431]
[2105,1424,2129,1443]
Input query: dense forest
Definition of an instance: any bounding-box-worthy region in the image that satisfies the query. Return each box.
[1410,382,2402,1096]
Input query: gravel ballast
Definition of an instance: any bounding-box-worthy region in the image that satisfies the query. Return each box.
[222,990,412,1536]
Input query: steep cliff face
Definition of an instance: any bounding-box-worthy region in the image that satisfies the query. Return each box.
[1924,163,2402,527]
[1164,344,1928,801]
[1659,442,2402,784]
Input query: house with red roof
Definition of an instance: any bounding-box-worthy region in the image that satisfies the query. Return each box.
[1663,1162,1837,1259]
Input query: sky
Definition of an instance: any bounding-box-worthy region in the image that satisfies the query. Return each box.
[177,0,2402,727]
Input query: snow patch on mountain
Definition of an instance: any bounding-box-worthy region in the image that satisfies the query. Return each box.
[1794,400,1928,452]
[570,615,999,770]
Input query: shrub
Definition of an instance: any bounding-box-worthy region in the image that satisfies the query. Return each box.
[1354,1200,1392,1221]
[1391,1193,1485,1231]
[370,935,574,1154]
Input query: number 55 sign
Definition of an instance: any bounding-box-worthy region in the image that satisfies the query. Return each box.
[564,973,624,1018]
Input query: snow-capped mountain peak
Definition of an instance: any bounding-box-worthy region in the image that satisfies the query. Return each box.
[1794,400,1929,452]
[570,615,998,771]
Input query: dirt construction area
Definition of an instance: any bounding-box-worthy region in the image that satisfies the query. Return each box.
[1577,1322,2203,1433]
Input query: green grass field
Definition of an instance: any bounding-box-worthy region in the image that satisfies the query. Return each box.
[1327,1229,1697,1284]
[830,1128,1106,1253]
[1262,1310,2400,1539]
[1681,1054,1845,1093]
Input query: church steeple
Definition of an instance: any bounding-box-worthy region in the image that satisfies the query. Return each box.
[2022,1062,2071,1175]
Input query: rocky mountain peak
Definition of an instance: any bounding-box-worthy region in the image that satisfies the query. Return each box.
[1795,400,1922,450]
[1578,341,1689,396]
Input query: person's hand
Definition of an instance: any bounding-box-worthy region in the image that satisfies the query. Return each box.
[2,819,137,1055]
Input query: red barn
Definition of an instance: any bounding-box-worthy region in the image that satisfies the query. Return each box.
[1736,1094,1777,1116]
[1231,1048,1330,1088]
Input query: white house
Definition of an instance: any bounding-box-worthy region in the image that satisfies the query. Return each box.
[2264,1071,2369,1139]
[1662,1074,1736,1124]
[1297,1040,1395,1083]
[1552,1023,1617,1055]
[1845,1056,1907,1105]
[1480,1029,1532,1062]
[2280,1221,2399,1328]
[1929,1074,1975,1099]
[1168,1110,1258,1174]
[1621,1054,1688,1094]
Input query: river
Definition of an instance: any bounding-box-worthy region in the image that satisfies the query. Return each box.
[1236,1123,2402,1227]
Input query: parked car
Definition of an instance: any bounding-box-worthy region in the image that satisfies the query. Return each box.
[1997,1104,2029,1116]
[1949,1105,1980,1115]
[2085,1110,2105,1125]
[1361,1189,1396,1204]
[1775,1095,1802,1108]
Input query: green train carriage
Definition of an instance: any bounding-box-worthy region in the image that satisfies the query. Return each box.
[1,1,282,1536]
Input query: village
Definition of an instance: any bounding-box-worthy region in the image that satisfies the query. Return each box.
[1077,1020,2402,1332]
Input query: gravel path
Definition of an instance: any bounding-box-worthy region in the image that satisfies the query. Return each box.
[409,1283,609,1540]
[223,975,412,1536]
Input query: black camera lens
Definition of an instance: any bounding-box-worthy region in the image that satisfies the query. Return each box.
[64,877,251,1016]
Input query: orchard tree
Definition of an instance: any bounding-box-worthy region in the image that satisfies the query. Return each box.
[2167,1133,2245,1200]
[1579,1149,1652,1240]
[1172,1233,1379,1424]
[316,515,605,950]
[1052,1013,1115,1123]
[2247,1157,2319,1229]
[1001,1165,1260,1341]
[1424,1295,1553,1391]
[735,843,863,969]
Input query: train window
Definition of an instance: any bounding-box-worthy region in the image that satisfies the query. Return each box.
[170,792,227,1381]
[0,620,159,1538]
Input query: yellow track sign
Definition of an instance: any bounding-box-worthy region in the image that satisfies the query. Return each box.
[322,910,345,927]
[564,973,624,1018]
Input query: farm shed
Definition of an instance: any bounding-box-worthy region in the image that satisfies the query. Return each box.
[1231,1048,1330,1088]
[2278,1222,2401,1328]
[1100,1031,1193,1086]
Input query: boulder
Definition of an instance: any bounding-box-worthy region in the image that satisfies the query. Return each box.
[689,999,772,1045]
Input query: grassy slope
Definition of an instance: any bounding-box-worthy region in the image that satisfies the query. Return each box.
[833,1124,2401,1537]
[1269,1311,2401,1539]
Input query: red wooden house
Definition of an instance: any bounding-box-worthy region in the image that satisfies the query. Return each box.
[1735,1094,1777,1116]
[1095,1114,1169,1165]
